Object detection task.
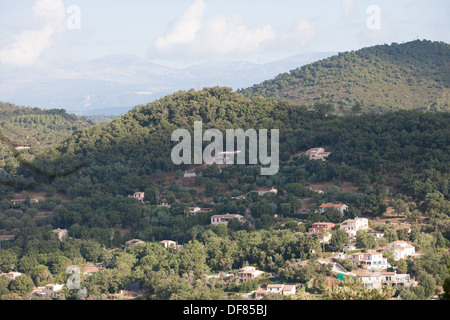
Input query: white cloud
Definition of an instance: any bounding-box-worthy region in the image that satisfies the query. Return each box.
[155,0,207,52]
[283,19,316,48]
[342,0,356,15]
[149,0,313,63]
[0,0,66,67]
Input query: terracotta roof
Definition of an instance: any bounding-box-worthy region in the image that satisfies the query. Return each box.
[320,203,345,208]
[0,235,15,240]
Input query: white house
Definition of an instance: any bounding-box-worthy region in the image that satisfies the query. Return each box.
[349,251,390,271]
[305,148,331,161]
[257,187,278,196]
[128,192,145,203]
[236,266,264,283]
[354,270,417,289]
[385,240,416,260]
[42,284,64,299]
[183,171,196,178]
[160,240,177,249]
[52,228,69,241]
[210,214,245,226]
[266,284,284,293]
[340,217,369,237]
[189,207,202,215]
[1,272,22,280]
[318,203,348,214]
[255,284,296,298]
[282,285,296,295]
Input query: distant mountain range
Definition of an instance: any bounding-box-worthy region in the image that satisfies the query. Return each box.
[0,52,334,115]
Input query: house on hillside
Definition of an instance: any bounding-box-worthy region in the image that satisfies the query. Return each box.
[308,222,336,234]
[160,240,177,250]
[235,266,264,283]
[256,187,278,196]
[41,284,64,299]
[0,272,22,280]
[305,148,331,161]
[52,228,69,241]
[10,198,39,205]
[128,192,145,203]
[125,239,145,246]
[385,240,417,260]
[349,251,390,271]
[340,217,368,237]
[183,171,196,178]
[354,270,418,289]
[210,214,245,226]
[318,203,348,215]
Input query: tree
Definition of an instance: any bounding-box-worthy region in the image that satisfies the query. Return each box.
[0,275,11,297]
[329,229,349,252]
[396,259,408,274]
[356,230,377,250]
[144,185,160,204]
[442,276,450,300]
[80,240,105,263]
[352,103,362,114]
[418,273,436,298]
[8,274,34,296]
[32,265,52,286]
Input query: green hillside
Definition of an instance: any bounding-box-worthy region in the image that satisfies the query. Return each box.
[1,87,449,301]
[21,87,449,201]
[237,40,450,112]
[0,101,91,173]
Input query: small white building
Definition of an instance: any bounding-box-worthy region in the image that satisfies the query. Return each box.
[42,284,64,299]
[266,284,284,293]
[1,272,22,280]
[257,188,278,196]
[189,207,201,215]
[210,214,245,226]
[183,171,196,178]
[160,240,177,249]
[282,285,296,296]
[305,148,331,161]
[340,217,369,237]
[236,266,264,283]
[385,240,416,260]
[52,228,69,241]
[129,192,145,203]
[318,203,348,215]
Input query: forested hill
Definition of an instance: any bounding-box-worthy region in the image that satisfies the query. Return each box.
[237,40,450,113]
[23,87,449,201]
[0,101,91,172]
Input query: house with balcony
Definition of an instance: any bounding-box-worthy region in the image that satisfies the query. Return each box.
[385,240,417,260]
[349,251,390,271]
[308,222,336,234]
[340,217,369,237]
[354,270,418,289]
[210,214,245,226]
[235,266,264,283]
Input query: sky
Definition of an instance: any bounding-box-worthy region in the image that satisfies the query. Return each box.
[0,0,449,69]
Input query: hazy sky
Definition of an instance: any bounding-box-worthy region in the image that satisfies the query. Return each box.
[0,0,449,68]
